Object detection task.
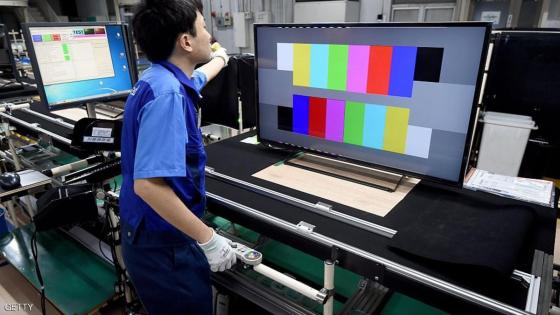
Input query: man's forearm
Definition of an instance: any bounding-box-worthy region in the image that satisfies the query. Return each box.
[134,178,212,243]
[197,57,225,82]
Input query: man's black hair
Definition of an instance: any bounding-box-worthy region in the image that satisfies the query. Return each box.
[133,0,203,61]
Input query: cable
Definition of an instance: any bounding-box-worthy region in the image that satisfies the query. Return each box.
[31,229,46,315]
[0,81,23,89]
[98,217,112,262]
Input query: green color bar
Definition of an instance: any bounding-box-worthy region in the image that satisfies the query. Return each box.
[42,34,53,41]
[328,44,349,91]
[64,55,70,61]
[344,101,365,145]
[383,106,409,154]
[62,43,69,54]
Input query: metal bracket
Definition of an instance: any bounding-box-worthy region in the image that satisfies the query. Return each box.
[319,288,335,304]
[296,221,315,234]
[315,201,333,212]
[371,263,387,284]
[330,246,340,264]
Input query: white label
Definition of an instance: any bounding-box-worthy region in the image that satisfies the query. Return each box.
[84,136,114,144]
[480,11,501,25]
[92,127,112,137]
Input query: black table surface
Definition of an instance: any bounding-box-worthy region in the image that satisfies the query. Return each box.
[205,131,558,314]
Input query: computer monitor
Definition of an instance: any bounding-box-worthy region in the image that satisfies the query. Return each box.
[22,22,137,109]
[255,23,491,186]
[484,30,560,145]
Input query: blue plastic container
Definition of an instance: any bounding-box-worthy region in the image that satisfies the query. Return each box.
[0,208,9,238]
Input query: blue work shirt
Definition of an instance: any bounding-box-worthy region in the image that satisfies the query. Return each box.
[120,61,208,245]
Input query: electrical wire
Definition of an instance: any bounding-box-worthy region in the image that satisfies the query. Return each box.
[98,217,112,262]
[31,229,46,315]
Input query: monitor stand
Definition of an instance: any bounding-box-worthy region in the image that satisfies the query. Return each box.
[86,102,97,118]
[285,152,403,192]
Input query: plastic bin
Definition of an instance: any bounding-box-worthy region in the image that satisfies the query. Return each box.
[477,111,537,176]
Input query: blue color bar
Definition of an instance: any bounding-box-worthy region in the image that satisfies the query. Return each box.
[363,104,386,149]
[293,95,310,134]
[389,46,417,97]
[310,44,329,89]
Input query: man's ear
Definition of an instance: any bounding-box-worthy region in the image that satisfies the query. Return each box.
[177,33,193,53]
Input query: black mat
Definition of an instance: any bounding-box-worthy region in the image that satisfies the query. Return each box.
[389,198,535,279]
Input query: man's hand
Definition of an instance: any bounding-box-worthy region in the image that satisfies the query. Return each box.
[211,46,229,68]
[198,229,236,272]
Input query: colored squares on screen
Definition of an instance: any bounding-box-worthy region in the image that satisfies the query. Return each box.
[325,99,345,142]
[277,43,293,71]
[277,96,430,158]
[293,44,311,86]
[310,45,328,89]
[293,95,309,134]
[277,106,293,132]
[344,102,365,146]
[367,46,392,95]
[347,45,369,93]
[363,104,386,149]
[278,43,444,98]
[389,46,417,98]
[327,45,348,91]
[309,97,327,137]
[414,47,444,82]
[384,107,409,154]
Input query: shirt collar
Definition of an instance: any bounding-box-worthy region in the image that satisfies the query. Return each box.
[156,60,199,96]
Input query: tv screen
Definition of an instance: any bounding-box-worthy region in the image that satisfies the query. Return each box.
[255,23,490,185]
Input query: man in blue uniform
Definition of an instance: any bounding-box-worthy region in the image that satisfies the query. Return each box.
[119,0,236,314]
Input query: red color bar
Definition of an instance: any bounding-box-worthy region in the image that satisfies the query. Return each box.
[367,46,393,95]
[308,97,327,138]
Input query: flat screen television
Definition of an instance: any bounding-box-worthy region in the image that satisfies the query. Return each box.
[255,23,491,186]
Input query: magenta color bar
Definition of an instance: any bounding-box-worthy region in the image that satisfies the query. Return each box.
[325,99,345,142]
[346,45,370,93]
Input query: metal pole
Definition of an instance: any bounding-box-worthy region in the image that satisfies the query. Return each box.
[323,260,334,315]
[0,112,72,145]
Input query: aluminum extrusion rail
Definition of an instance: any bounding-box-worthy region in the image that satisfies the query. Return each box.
[205,167,397,238]
[206,191,533,315]
[0,112,72,145]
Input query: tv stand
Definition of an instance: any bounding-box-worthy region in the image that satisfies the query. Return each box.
[285,153,403,192]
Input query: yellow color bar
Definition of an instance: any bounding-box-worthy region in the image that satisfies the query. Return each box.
[293,43,311,86]
[383,107,409,154]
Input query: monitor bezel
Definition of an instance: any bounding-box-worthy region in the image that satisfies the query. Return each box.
[254,22,492,187]
[22,22,138,110]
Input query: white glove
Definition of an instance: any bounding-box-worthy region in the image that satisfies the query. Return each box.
[198,229,236,272]
[211,47,229,68]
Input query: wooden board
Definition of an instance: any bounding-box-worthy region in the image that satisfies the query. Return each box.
[253,163,419,217]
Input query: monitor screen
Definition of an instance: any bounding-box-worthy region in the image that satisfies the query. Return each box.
[255,23,490,185]
[24,23,135,108]
[484,30,560,145]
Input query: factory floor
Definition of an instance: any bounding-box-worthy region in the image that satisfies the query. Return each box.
[0,262,123,315]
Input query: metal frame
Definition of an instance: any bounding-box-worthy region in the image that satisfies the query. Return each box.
[206,191,540,315]
[20,22,138,110]
[254,22,492,188]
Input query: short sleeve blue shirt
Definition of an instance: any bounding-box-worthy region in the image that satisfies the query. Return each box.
[120,61,208,241]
